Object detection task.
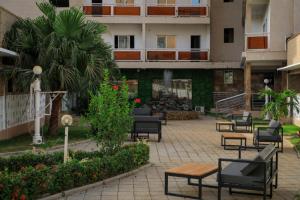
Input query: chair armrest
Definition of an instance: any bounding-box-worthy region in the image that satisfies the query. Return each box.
[238,145,266,158]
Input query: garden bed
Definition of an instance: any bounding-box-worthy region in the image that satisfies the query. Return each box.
[0,143,149,200]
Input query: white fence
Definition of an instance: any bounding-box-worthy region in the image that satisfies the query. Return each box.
[0,94,46,131]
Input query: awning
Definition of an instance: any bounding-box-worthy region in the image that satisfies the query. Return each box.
[0,47,18,57]
[277,62,300,71]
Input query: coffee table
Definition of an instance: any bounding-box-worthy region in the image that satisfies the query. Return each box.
[165,163,218,199]
[216,121,235,132]
[221,133,247,150]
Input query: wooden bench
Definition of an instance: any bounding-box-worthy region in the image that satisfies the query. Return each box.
[165,163,218,199]
[216,121,235,132]
[221,133,247,150]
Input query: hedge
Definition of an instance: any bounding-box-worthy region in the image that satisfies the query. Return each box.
[0,143,149,200]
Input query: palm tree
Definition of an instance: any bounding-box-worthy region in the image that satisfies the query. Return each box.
[3,2,117,135]
[259,89,300,121]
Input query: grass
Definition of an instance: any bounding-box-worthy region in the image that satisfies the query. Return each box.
[0,125,90,153]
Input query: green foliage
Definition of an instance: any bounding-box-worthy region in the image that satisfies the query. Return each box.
[259,89,300,120]
[3,1,117,93]
[0,143,149,200]
[86,70,134,154]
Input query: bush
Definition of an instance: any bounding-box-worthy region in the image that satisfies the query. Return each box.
[0,143,149,200]
[87,70,134,154]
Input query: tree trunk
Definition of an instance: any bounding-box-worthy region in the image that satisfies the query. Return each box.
[49,94,63,135]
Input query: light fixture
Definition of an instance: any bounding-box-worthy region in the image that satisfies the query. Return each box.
[264,78,269,84]
[61,114,73,126]
[33,65,42,75]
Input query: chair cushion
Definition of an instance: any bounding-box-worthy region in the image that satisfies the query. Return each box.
[220,162,264,187]
[133,107,152,116]
[258,144,276,161]
[134,116,160,122]
[267,120,281,134]
[242,111,250,121]
[256,131,282,142]
[240,155,262,176]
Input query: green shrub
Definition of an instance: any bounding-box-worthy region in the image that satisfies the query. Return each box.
[0,143,149,199]
[86,70,134,155]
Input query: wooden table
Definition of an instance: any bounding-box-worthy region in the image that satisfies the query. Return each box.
[216,121,235,132]
[165,163,218,199]
[221,133,247,150]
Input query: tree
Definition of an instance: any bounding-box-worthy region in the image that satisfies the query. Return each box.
[259,89,300,121]
[3,2,117,135]
[86,70,134,154]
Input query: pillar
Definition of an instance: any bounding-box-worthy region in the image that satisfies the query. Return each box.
[244,62,252,111]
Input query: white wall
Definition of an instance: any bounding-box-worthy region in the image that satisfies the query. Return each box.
[103,24,143,49]
[145,24,210,49]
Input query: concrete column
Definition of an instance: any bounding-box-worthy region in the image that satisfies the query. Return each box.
[142,23,146,61]
[245,3,252,33]
[244,62,252,111]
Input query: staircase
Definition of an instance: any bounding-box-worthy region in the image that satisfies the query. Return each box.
[215,93,246,114]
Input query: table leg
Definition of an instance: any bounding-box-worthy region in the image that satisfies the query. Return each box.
[165,173,168,195]
[198,178,202,199]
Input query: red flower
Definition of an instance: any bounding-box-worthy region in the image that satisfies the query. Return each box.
[112,85,119,90]
[20,194,26,200]
[134,98,141,104]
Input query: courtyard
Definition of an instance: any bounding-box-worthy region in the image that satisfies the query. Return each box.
[63,117,300,200]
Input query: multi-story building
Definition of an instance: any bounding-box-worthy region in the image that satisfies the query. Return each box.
[242,0,300,111]
[1,0,245,111]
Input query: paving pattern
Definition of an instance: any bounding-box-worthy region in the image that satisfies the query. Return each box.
[64,117,300,200]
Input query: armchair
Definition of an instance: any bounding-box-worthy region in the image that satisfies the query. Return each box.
[231,111,253,132]
[253,120,283,152]
[218,144,279,200]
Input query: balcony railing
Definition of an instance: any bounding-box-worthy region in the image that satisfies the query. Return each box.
[246,33,269,50]
[83,4,141,16]
[146,49,209,61]
[146,4,208,17]
[113,50,142,61]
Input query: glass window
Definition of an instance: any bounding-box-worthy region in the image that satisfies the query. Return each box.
[224,0,233,2]
[116,0,134,5]
[192,0,200,5]
[158,0,175,5]
[224,28,234,43]
[157,35,176,48]
[224,71,234,84]
[114,35,134,49]
[50,0,69,7]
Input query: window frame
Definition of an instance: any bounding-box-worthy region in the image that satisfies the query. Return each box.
[224,28,234,43]
[157,35,176,49]
[224,70,234,85]
[114,35,135,49]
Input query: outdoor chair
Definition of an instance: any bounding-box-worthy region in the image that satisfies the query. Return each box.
[218,144,279,200]
[133,106,152,116]
[132,116,162,142]
[253,120,283,152]
[157,111,167,125]
[231,111,253,132]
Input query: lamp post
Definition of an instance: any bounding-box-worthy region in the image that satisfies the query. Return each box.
[33,66,43,145]
[61,115,73,163]
[264,78,270,120]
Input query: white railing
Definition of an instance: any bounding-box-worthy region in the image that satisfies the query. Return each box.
[215,93,245,113]
[0,94,46,131]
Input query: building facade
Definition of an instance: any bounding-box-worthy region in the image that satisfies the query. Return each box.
[0,0,246,111]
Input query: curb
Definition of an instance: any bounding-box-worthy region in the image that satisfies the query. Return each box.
[0,140,91,157]
[38,163,153,200]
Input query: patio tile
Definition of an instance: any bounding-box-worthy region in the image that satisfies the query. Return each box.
[66,118,300,200]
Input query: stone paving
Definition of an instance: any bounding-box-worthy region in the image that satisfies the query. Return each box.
[65,117,300,200]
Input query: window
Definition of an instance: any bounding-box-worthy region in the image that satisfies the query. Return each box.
[116,0,134,5]
[92,0,102,3]
[158,0,176,5]
[192,0,201,5]
[224,71,234,84]
[224,28,234,43]
[224,0,234,2]
[49,0,69,7]
[157,35,176,48]
[191,35,201,49]
[114,35,135,49]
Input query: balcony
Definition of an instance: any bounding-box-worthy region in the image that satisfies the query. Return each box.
[146,4,208,17]
[83,4,141,16]
[146,49,209,61]
[246,33,269,50]
[113,50,141,61]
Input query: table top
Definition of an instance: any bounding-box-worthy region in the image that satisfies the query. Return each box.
[222,133,246,139]
[216,121,234,125]
[165,163,218,177]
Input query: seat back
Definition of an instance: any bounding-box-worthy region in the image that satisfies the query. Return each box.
[133,107,152,116]
[267,120,281,134]
[242,111,251,122]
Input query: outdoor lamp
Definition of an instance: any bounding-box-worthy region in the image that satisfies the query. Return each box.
[33,65,43,75]
[61,115,73,163]
[264,78,269,85]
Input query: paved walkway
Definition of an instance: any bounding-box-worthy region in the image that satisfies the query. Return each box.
[65,117,300,200]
